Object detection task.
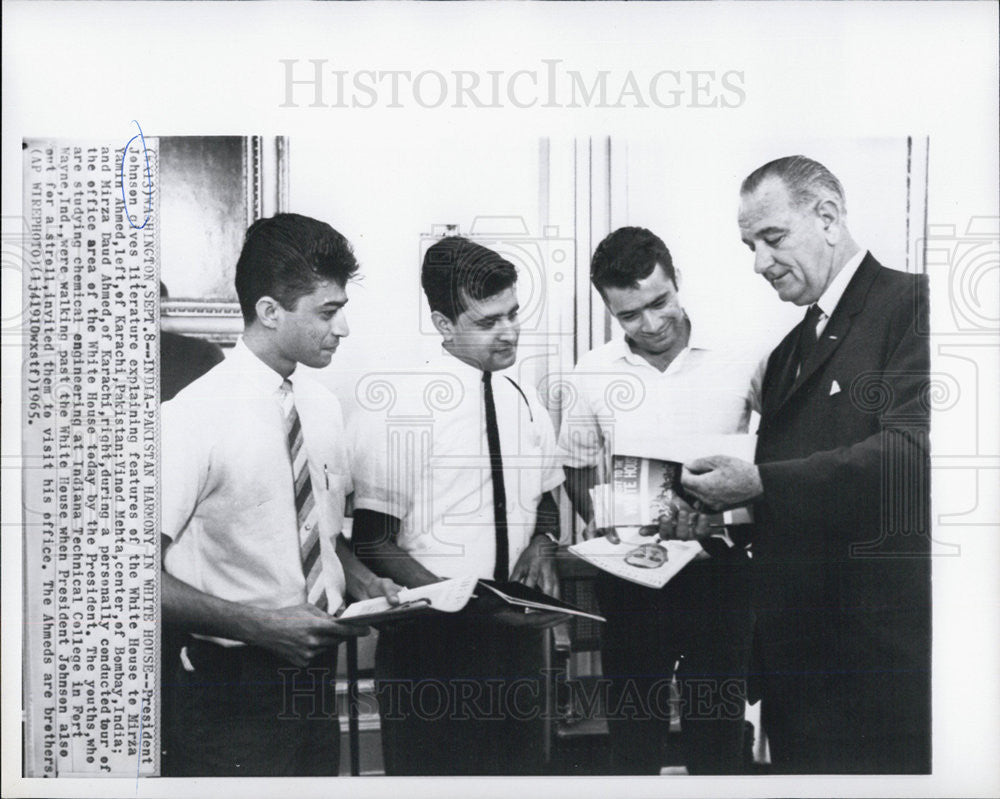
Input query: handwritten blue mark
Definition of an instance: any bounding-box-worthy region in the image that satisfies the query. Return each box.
[120,120,153,230]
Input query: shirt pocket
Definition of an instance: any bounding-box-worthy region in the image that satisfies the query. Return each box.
[312,468,348,540]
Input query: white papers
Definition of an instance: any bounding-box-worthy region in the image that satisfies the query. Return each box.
[338,574,478,619]
[569,531,705,589]
[612,432,757,465]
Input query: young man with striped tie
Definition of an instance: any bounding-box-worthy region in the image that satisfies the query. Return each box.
[160,213,400,776]
[348,236,564,775]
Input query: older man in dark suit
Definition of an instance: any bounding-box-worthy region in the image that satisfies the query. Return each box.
[681,156,930,774]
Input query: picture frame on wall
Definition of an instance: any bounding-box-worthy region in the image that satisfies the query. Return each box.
[158,135,288,345]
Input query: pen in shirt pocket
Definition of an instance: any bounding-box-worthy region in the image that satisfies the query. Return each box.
[323,463,330,490]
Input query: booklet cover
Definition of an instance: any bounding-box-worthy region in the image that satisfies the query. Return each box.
[568,531,706,589]
[337,574,607,625]
[611,455,699,523]
[598,454,753,529]
[578,452,752,588]
[476,580,606,623]
[612,432,757,466]
[337,574,479,624]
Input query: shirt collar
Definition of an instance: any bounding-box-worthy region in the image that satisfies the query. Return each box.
[435,346,515,382]
[817,249,866,317]
[609,315,709,370]
[230,337,291,394]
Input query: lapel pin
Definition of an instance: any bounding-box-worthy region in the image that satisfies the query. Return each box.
[830,380,841,396]
[828,334,838,340]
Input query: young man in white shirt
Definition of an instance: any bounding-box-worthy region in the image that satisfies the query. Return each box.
[349,236,564,775]
[560,227,763,774]
[161,213,400,776]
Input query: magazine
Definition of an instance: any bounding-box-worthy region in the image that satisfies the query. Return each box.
[568,531,706,590]
[571,454,751,588]
[608,455,703,523]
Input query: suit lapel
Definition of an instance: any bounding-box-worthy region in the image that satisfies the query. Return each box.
[763,329,802,419]
[767,253,881,416]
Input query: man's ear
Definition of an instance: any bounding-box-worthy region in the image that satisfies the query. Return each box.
[255,295,283,330]
[430,310,455,341]
[815,198,844,245]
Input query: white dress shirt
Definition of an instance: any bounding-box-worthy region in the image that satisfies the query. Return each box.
[162,339,349,639]
[812,249,867,336]
[348,350,564,579]
[559,329,767,470]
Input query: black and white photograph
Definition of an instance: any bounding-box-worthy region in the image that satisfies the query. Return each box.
[2,2,998,798]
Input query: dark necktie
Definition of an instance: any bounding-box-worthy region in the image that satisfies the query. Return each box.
[482,372,509,581]
[278,379,328,611]
[796,304,824,370]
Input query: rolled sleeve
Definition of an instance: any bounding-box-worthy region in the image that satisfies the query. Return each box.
[557,372,603,469]
[532,391,566,494]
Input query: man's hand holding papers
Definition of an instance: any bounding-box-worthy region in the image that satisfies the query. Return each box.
[568,435,755,587]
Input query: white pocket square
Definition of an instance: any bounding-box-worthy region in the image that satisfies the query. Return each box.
[829,380,841,396]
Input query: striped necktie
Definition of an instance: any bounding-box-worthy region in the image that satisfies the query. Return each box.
[278,379,328,611]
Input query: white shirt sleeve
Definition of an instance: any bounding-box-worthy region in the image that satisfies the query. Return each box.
[322,393,353,499]
[531,389,566,494]
[557,370,604,470]
[160,397,210,543]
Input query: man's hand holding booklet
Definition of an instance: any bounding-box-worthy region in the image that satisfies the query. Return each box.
[569,435,754,589]
[336,573,605,626]
[337,574,480,624]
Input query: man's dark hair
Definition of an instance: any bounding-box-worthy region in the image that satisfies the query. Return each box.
[590,226,676,294]
[234,213,359,323]
[421,236,517,321]
[740,155,847,213]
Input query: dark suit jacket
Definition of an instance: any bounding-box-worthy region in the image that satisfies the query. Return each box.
[753,253,930,743]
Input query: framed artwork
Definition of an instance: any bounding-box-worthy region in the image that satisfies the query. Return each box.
[158,135,288,345]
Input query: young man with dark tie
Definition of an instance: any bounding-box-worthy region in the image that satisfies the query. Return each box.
[349,236,564,775]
